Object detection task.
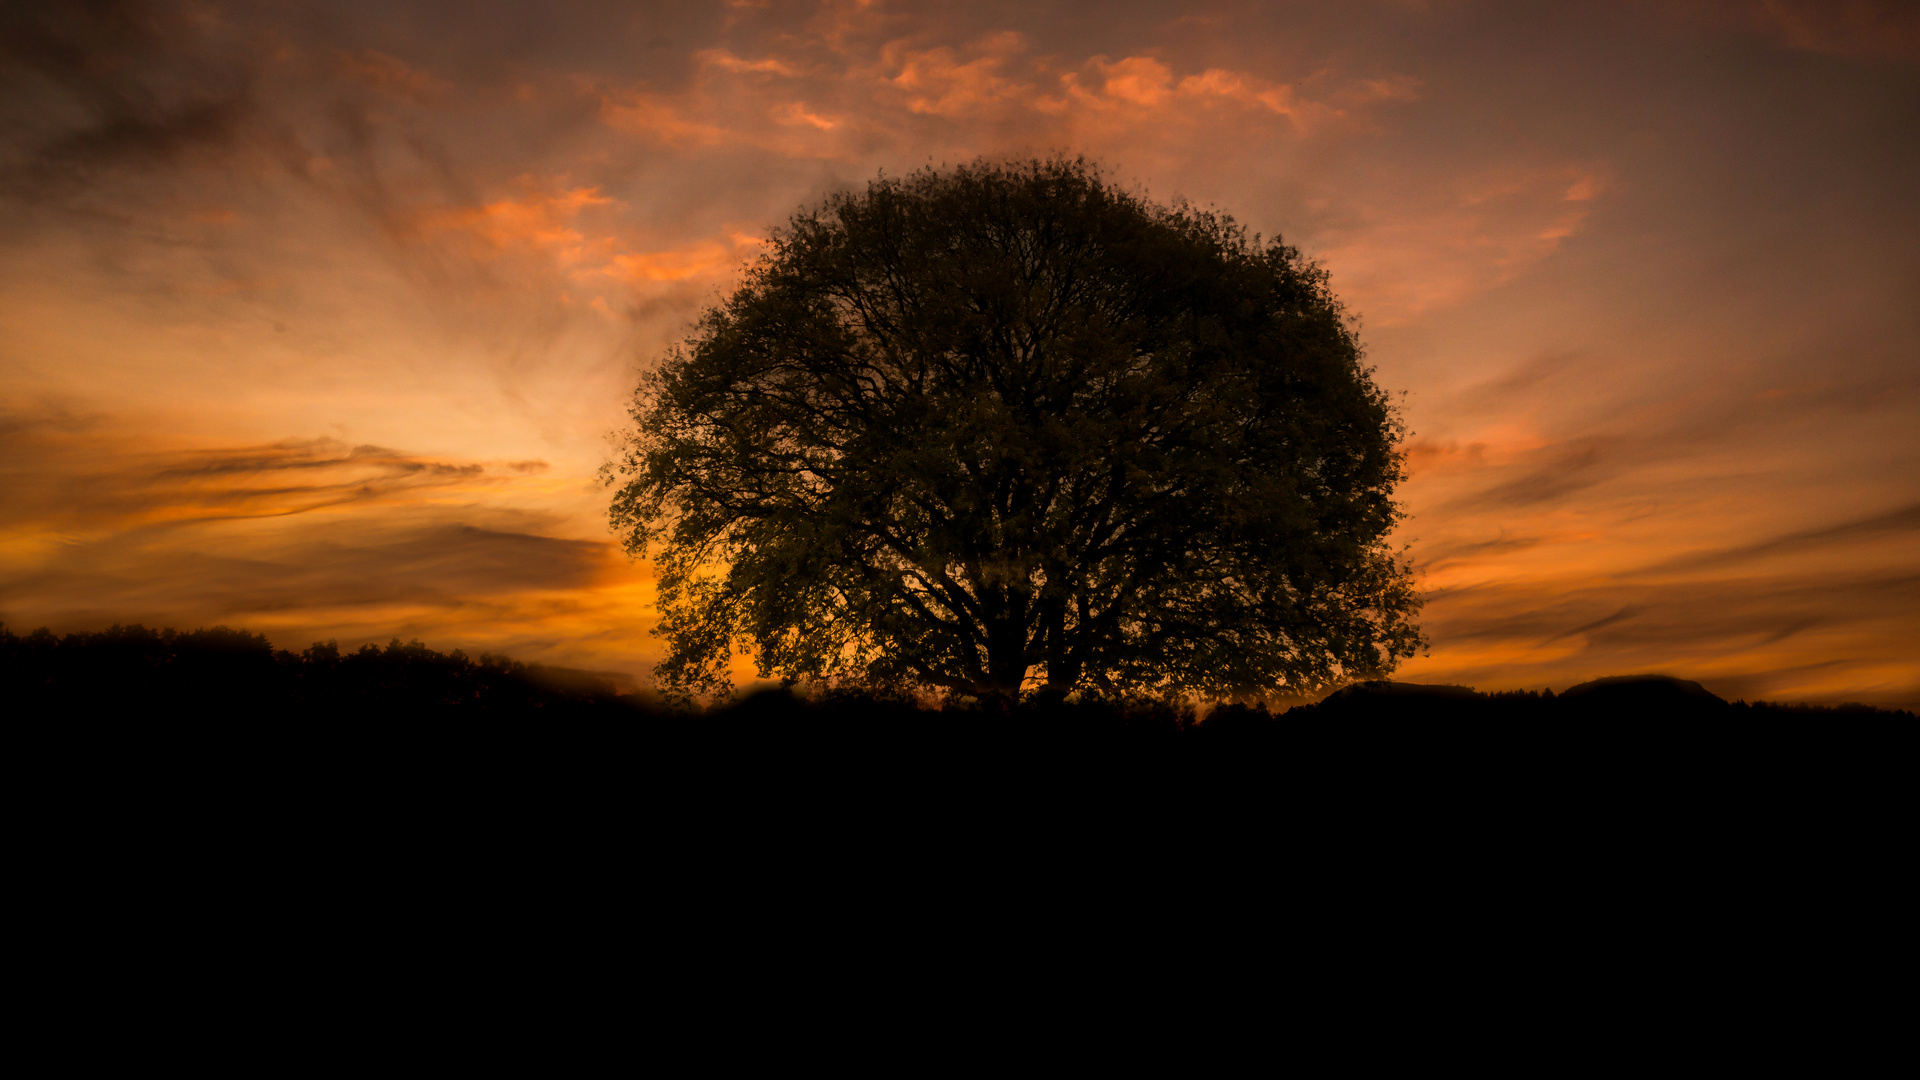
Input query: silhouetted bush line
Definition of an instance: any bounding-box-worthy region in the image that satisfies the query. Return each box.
[4,622,1913,725]
[1294,677,1918,721]
[1,622,643,718]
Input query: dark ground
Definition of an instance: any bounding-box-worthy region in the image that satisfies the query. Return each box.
[6,620,1909,809]
[8,620,1908,1044]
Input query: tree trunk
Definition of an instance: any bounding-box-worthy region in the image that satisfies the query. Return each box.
[982,620,1028,703]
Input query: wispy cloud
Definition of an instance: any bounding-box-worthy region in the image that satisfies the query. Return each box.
[0,408,651,670]
[1648,503,1920,572]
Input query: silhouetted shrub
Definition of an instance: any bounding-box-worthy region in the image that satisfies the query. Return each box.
[1,621,644,720]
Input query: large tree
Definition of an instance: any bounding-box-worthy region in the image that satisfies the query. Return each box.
[608,158,1422,704]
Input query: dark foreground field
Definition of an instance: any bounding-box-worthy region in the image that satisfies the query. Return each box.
[13,622,1911,873]
[10,620,1908,1018]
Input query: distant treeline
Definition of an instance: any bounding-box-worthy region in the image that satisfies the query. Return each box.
[4,621,1912,724]
[2,622,640,718]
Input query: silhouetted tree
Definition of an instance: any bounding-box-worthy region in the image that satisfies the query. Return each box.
[608,157,1423,704]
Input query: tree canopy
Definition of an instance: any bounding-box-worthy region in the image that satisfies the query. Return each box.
[607,158,1422,704]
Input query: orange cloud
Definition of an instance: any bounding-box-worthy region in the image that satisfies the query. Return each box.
[591,33,1419,155]
[1097,56,1174,105]
[599,242,731,284]
[429,185,614,255]
[1316,166,1609,321]
[871,31,1032,117]
[1035,56,1413,133]
[424,183,753,291]
[772,101,840,129]
[417,179,766,301]
[697,48,800,76]
[599,90,731,146]
[590,233,767,285]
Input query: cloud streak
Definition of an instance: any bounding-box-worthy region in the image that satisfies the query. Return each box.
[0,407,650,671]
[1648,503,1920,572]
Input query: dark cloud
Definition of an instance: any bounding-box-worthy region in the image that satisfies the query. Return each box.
[1414,533,1542,566]
[349,523,606,596]
[1542,605,1640,645]
[1744,0,1920,62]
[1650,502,1920,571]
[1458,351,1588,406]
[1415,570,1920,706]
[1435,572,1920,649]
[0,407,637,666]
[270,0,727,87]
[0,523,614,631]
[0,418,523,533]
[1456,439,1615,509]
[0,2,257,198]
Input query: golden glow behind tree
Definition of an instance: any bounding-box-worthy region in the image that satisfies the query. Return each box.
[608,158,1422,703]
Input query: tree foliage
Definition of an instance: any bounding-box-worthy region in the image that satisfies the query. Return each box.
[607,158,1422,703]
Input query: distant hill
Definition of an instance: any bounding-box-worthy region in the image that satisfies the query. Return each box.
[4,622,1911,723]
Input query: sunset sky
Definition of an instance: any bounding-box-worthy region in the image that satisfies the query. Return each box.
[3,0,1916,705]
